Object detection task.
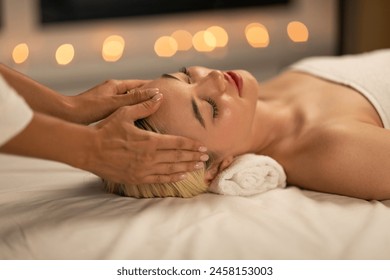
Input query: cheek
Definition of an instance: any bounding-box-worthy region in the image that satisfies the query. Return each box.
[222,104,254,142]
[222,104,251,128]
[214,107,249,140]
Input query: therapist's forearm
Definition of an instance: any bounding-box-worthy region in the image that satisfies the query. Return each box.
[0,63,75,122]
[0,112,93,171]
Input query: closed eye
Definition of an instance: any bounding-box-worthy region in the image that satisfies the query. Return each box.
[179,67,192,84]
[178,67,218,120]
[206,97,219,118]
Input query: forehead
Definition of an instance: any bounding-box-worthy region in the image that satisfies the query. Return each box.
[142,77,201,139]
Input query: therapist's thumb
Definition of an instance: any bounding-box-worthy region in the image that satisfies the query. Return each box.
[128,93,163,120]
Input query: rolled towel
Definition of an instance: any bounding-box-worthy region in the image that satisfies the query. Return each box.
[209,154,287,196]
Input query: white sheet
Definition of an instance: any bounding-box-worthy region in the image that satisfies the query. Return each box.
[1,154,390,260]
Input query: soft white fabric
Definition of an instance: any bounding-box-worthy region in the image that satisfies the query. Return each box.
[209,154,286,196]
[0,75,33,146]
[1,154,390,260]
[290,49,390,128]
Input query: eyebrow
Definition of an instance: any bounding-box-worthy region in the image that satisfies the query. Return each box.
[191,97,206,129]
[161,73,206,129]
[161,73,180,81]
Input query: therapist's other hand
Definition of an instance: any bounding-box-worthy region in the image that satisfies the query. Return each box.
[87,93,209,185]
[68,79,153,124]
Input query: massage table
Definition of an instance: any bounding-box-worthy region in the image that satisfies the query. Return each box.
[1,154,389,259]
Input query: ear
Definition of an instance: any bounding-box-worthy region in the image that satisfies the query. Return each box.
[204,156,234,185]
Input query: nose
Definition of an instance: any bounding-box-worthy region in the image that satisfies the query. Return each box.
[201,70,226,96]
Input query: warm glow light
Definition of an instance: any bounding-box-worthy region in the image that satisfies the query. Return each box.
[154,36,178,57]
[192,31,216,52]
[207,26,228,47]
[171,30,193,51]
[204,30,217,48]
[12,43,29,64]
[245,23,269,48]
[287,21,309,42]
[55,44,74,65]
[102,35,125,62]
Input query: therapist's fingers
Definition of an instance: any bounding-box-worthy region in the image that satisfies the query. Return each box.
[141,173,190,184]
[124,87,160,105]
[154,149,209,164]
[152,161,206,176]
[125,93,163,120]
[113,79,150,95]
[153,133,208,153]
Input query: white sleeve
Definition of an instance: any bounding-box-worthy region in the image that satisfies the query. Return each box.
[0,75,33,146]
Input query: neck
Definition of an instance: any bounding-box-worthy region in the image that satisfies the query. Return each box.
[247,81,302,156]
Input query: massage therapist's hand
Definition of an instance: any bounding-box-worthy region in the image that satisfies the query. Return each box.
[85,93,209,184]
[0,64,154,125]
[67,79,154,124]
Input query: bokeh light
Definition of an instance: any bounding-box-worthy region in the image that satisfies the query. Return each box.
[287,21,309,42]
[206,26,228,47]
[245,23,269,48]
[154,36,178,57]
[55,44,74,65]
[193,30,216,52]
[12,43,29,64]
[102,35,125,62]
[171,30,193,51]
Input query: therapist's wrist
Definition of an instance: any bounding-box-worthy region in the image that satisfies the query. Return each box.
[61,94,105,125]
[56,95,84,124]
[53,94,99,126]
[71,125,112,180]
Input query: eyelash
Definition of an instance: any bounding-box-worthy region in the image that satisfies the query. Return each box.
[207,97,219,118]
[179,67,191,83]
[180,66,219,119]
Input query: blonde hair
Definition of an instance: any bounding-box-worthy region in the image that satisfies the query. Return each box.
[103,119,209,198]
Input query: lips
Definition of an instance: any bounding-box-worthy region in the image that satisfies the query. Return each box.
[225,71,243,96]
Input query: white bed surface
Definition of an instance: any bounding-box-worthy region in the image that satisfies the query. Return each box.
[0,154,389,259]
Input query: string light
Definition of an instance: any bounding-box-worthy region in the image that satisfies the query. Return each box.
[154,36,178,57]
[55,44,74,65]
[245,23,269,48]
[193,30,216,52]
[287,21,309,42]
[12,43,29,64]
[102,35,125,62]
[10,22,310,63]
[171,30,193,51]
[206,26,228,47]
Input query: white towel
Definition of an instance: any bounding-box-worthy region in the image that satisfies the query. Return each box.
[209,154,287,196]
[290,49,390,128]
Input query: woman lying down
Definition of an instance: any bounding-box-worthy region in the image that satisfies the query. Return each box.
[104,49,390,200]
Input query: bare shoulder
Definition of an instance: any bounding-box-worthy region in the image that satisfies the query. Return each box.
[284,121,390,200]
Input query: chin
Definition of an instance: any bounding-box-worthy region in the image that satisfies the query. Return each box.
[240,73,259,99]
